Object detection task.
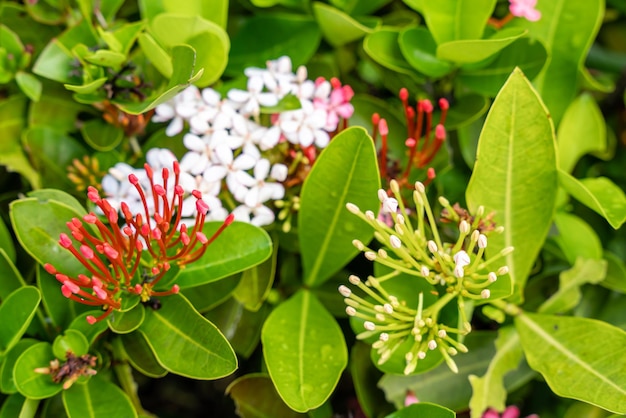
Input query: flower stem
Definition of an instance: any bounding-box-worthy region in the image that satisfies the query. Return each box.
[490,299,522,316]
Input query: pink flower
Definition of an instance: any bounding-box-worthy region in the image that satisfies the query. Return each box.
[483,406,539,418]
[509,0,541,22]
[404,391,419,406]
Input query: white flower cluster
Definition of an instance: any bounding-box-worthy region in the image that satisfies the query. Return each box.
[101,56,354,226]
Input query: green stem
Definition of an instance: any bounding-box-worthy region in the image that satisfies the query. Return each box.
[19,398,40,418]
[490,299,523,316]
[424,291,456,320]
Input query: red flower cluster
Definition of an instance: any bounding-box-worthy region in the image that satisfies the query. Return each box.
[45,161,233,324]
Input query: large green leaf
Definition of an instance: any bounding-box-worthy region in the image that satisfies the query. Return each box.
[0,286,41,354]
[330,0,392,15]
[557,94,607,173]
[14,342,63,399]
[138,293,237,379]
[227,374,307,418]
[420,0,496,44]
[516,313,626,414]
[0,393,37,418]
[436,28,527,64]
[0,338,38,394]
[0,217,15,263]
[174,221,272,288]
[299,127,380,286]
[62,375,137,418]
[539,257,606,315]
[0,249,26,299]
[558,171,626,229]
[262,290,348,412]
[468,327,523,418]
[511,0,604,123]
[553,212,603,264]
[119,333,167,378]
[466,68,558,301]
[312,2,379,47]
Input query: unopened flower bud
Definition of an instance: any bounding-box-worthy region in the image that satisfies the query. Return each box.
[352,239,364,250]
[497,266,509,275]
[427,240,438,253]
[346,306,357,316]
[420,266,430,277]
[349,275,361,285]
[437,329,447,338]
[481,289,491,299]
[477,234,487,249]
[488,272,497,282]
[364,321,376,331]
[346,203,359,214]
[428,340,437,350]
[459,220,470,235]
[453,250,470,268]
[414,181,425,194]
[390,235,402,249]
[338,285,351,297]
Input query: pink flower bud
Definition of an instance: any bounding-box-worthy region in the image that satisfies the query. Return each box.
[86,315,97,325]
[80,245,95,259]
[379,118,388,136]
[128,173,139,185]
[154,184,166,196]
[196,199,209,215]
[91,277,103,288]
[83,214,98,224]
[171,284,180,294]
[93,286,107,300]
[196,232,208,244]
[435,124,446,140]
[103,244,119,260]
[44,263,57,274]
[59,233,72,248]
[439,98,449,110]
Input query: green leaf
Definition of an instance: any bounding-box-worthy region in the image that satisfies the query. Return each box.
[437,28,527,64]
[10,196,87,279]
[350,342,394,418]
[0,286,41,353]
[558,171,626,229]
[601,251,626,294]
[52,330,89,359]
[14,342,63,399]
[83,49,126,69]
[516,312,626,414]
[174,221,272,288]
[466,68,558,301]
[233,237,277,312]
[312,2,379,47]
[119,333,167,378]
[468,327,523,418]
[0,249,25,299]
[15,71,42,102]
[227,14,320,76]
[67,311,108,346]
[182,274,242,313]
[137,33,172,78]
[138,293,237,379]
[0,95,40,188]
[29,87,92,133]
[27,189,89,220]
[557,93,607,173]
[299,127,380,286]
[80,119,124,152]
[62,375,137,418]
[262,290,348,412]
[511,0,604,123]
[226,374,307,418]
[0,393,38,418]
[363,28,416,75]
[553,212,603,264]
[107,304,145,334]
[458,37,548,96]
[539,257,607,314]
[384,403,455,418]
[0,338,38,394]
[399,26,453,78]
[0,216,15,263]
[420,0,496,44]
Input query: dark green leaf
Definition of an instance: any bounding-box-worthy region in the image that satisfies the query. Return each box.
[420,0,496,44]
[15,71,42,102]
[0,393,37,418]
[351,342,394,418]
[80,119,124,152]
[0,286,41,353]
[364,28,416,75]
[233,236,277,312]
[399,26,453,78]
[226,374,307,418]
[107,304,145,334]
[62,375,137,418]
[0,249,25,299]
[182,274,242,313]
[119,333,167,378]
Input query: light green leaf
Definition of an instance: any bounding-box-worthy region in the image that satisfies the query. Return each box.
[420,0,497,44]
[107,304,145,334]
[182,274,242,313]
[80,118,124,152]
[384,403,455,418]
[138,293,237,379]
[399,26,453,78]
[601,251,626,294]
[14,342,62,399]
[299,127,380,287]
[226,374,307,418]
[557,93,607,173]
[437,28,527,64]
[15,71,42,102]
[511,0,604,123]
[516,312,626,414]
[468,327,523,418]
[52,330,89,359]
[62,375,137,418]
[174,221,272,288]
[262,290,348,412]
[539,257,607,314]
[0,286,41,353]
[363,28,416,75]
[466,68,558,301]
[137,33,172,78]
[312,2,379,47]
[558,171,626,229]
[0,339,38,394]
[553,212,603,264]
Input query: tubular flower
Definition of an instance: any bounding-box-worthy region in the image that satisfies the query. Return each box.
[44,161,234,324]
[342,180,512,374]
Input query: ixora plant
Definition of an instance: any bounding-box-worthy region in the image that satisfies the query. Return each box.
[1,0,626,417]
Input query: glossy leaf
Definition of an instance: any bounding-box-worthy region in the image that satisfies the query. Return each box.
[0,286,41,353]
[469,327,523,418]
[68,312,108,346]
[420,0,496,44]
[174,221,272,288]
[553,212,603,264]
[557,93,607,173]
[52,329,89,359]
[119,333,167,378]
[363,28,416,75]
[0,338,38,394]
[437,28,527,64]
[226,374,307,418]
[458,37,548,96]
[14,342,63,399]
[466,68,558,301]
[299,127,380,286]
[182,274,242,313]
[62,375,137,418]
[227,15,320,76]
[138,293,237,379]
[262,290,348,412]
[330,0,392,15]
[385,403,455,418]
[107,304,145,334]
[511,0,604,123]
[516,312,626,414]
[137,33,172,78]
[312,2,378,47]
[0,249,26,299]
[539,257,607,315]
[399,26,453,78]
[558,171,626,229]
[233,237,277,312]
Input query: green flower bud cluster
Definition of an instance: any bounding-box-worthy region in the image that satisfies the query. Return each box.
[342,179,513,374]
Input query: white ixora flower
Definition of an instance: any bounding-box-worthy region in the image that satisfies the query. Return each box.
[152,85,202,136]
[227,76,279,118]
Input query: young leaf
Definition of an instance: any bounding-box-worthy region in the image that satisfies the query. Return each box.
[420,0,497,44]
[262,290,348,412]
[52,330,89,359]
[107,304,145,334]
[14,342,63,399]
[62,375,137,418]
[468,327,523,418]
[138,293,237,379]
[384,403,455,418]
[299,126,380,287]
[436,28,527,64]
[515,312,626,414]
[466,68,558,302]
[312,2,378,47]
[558,171,626,229]
[0,286,41,353]
[226,374,307,418]
[553,212,603,264]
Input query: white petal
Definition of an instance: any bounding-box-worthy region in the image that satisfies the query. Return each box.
[214,144,234,165]
[244,187,260,207]
[257,92,279,107]
[232,205,252,223]
[183,133,206,152]
[204,165,228,182]
[165,117,184,137]
[233,154,258,171]
[270,164,288,181]
[254,159,270,180]
[227,89,251,103]
[299,128,314,147]
[314,130,330,148]
[251,205,275,226]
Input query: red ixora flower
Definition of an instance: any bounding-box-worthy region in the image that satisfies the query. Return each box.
[44,161,234,324]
